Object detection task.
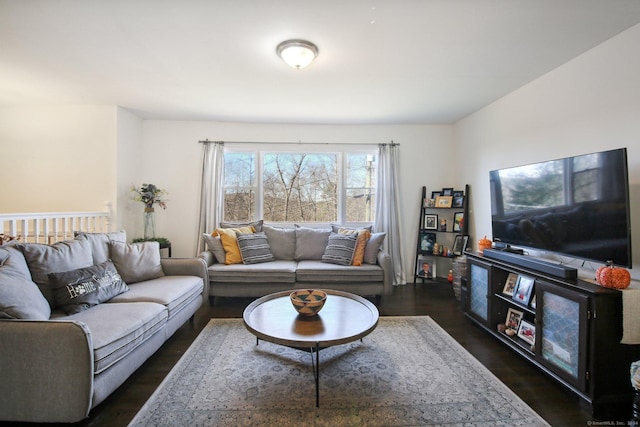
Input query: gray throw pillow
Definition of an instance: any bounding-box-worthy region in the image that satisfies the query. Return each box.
[262,224,296,260]
[237,232,275,264]
[294,226,331,260]
[0,257,51,320]
[48,260,129,315]
[331,224,373,233]
[0,244,32,280]
[203,233,226,264]
[108,241,164,284]
[74,230,127,264]
[364,232,386,264]
[322,232,358,266]
[18,239,94,308]
[219,219,263,232]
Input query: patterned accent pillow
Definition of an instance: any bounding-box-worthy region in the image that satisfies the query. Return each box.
[322,233,358,266]
[212,226,255,265]
[48,260,129,315]
[236,232,275,264]
[338,227,371,266]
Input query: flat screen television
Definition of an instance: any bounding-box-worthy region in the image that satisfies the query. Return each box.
[490,148,632,268]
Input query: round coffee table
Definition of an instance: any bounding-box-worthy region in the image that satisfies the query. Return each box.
[243,289,379,407]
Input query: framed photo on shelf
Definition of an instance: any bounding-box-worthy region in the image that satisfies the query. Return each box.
[517,320,536,345]
[424,214,438,230]
[453,212,464,232]
[441,187,454,196]
[452,191,465,208]
[512,275,535,305]
[452,235,468,255]
[505,307,524,331]
[424,198,436,208]
[431,190,441,199]
[419,230,436,253]
[435,195,453,208]
[416,256,436,279]
[502,273,519,296]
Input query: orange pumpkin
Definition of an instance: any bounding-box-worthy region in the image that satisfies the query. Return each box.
[596,262,631,289]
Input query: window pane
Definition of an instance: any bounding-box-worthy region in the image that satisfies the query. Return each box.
[223,152,255,221]
[263,153,337,223]
[346,153,377,222]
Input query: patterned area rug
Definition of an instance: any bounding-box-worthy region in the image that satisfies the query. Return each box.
[129,317,549,426]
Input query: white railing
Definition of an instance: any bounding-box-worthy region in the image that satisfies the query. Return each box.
[0,205,112,244]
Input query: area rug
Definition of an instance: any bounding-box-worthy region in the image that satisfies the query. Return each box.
[129,317,549,426]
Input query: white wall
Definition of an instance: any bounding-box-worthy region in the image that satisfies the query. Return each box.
[137,121,453,279]
[455,23,640,280]
[0,105,118,213]
[116,107,143,232]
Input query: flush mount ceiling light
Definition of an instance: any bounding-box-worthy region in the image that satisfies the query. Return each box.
[276,39,319,69]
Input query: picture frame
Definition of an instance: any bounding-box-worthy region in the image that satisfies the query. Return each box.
[512,275,535,305]
[505,307,524,331]
[419,230,436,253]
[424,198,436,208]
[435,195,453,208]
[431,190,441,199]
[453,212,464,232]
[530,294,537,309]
[441,187,454,196]
[452,235,468,255]
[416,256,436,279]
[502,273,519,296]
[517,320,536,345]
[424,214,438,230]
[452,191,465,208]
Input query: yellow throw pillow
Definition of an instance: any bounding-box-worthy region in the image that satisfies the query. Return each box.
[213,226,255,265]
[338,228,371,266]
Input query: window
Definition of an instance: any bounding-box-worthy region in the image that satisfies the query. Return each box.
[223,146,377,224]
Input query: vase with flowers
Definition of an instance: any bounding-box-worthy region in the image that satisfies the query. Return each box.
[131,183,168,239]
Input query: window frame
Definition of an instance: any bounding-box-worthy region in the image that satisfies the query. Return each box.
[223,144,377,226]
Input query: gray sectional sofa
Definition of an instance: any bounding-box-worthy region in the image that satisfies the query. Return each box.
[200,223,392,302]
[0,231,208,423]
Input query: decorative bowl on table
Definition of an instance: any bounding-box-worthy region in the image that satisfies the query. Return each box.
[290,289,327,316]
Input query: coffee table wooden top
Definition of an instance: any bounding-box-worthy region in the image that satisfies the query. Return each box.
[243,289,379,348]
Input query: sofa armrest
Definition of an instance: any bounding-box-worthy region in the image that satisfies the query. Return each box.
[161,257,209,300]
[198,250,215,266]
[377,250,393,295]
[0,319,94,423]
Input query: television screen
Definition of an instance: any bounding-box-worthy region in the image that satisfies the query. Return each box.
[490,148,632,268]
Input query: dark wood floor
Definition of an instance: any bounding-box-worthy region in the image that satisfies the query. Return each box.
[10,282,629,426]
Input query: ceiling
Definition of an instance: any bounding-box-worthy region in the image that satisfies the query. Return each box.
[2,0,640,125]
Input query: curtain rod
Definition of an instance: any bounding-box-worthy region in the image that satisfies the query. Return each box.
[198,139,398,146]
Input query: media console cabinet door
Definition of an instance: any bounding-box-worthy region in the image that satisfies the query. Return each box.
[468,261,490,323]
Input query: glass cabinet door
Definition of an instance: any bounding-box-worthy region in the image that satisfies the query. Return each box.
[468,261,490,324]
[536,281,589,392]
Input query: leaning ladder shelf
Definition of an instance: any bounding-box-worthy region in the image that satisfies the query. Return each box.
[413,184,470,283]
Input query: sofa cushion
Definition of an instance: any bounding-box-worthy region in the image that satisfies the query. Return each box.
[52,301,167,374]
[262,224,296,260]
[364,232,386,264]
[108,275,203,319]
[220,219,263,232]
[207,260,297,283]
[0,244,32,280]
[322,232,358,266]
[0,258,51,320]
[18,239,94,308]
[47,260,129,315]
[337,227,371,266]
[109,241,165,284]
[294,226,331,261]
[74,230,127,264]
[203,233,226,264]
[296,260,384,282]
[237,232,275,264]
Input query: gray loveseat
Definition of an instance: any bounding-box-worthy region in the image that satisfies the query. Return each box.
[0,231,208,423]
[199,223,392,303]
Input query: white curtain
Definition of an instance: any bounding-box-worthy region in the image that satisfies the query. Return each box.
[195,141,224,255]
[375,143,406,285]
